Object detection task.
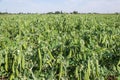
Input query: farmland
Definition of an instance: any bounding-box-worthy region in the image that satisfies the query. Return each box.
[0,14,120,80]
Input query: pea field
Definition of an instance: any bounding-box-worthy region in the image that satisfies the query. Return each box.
[0,14,120,80]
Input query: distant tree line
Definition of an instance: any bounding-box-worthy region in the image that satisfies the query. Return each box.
[46,11,120,15]
[0,12,8,14]
[47,11,79,14]
[0,11,120,15]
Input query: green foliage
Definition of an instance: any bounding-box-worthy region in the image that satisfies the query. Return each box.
[72,11,79,14]
[0,14,120,80]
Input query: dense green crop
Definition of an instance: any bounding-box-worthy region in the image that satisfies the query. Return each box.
[0,14,120,80]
